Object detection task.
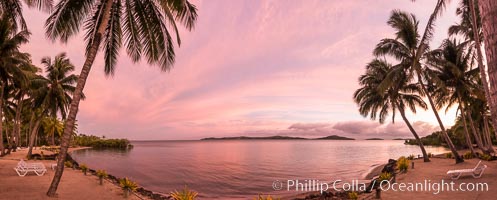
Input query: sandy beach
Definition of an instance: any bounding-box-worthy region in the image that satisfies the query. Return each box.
[381,157,495,200]
[0,148,143,200]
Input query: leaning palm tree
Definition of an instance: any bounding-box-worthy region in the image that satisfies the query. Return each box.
[374,8,463,163]
[44,0,198,196]
[33,53,78,145]
[354,59,430,162]
[426,39,490,155]
[0,14,30,156]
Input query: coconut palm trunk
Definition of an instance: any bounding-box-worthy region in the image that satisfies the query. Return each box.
[479,0,497,136]
[483,115,494,150]
[46,0,114,196]
[470,0,497,143]
[0,84,4,156]
[466,107,491,154]
[414,0,464,163]
[417,73,464,163]
[13,95,24,149]
[459,104,477,156]
[27,117,42,159]
[398,103,430,162]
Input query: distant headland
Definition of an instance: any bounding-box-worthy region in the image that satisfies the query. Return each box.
[200,135,355,140]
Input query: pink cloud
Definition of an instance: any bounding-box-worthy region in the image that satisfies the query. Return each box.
[19,1,460,139]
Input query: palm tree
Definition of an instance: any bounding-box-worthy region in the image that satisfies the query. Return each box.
[34,53,78,146]
[44,0,198,196]
[354,59,430,162]
[373,8,464,163]
[478,0,497,140]
[0,0,52,31]
[426,39,491,155]
[0,14,30,156]
[451,0,497,148]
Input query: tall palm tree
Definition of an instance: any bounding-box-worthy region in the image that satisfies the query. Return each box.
[0,14,30,156]
[33,53,78,146]
[451,0,497,148]
[44,0,198,196]
[354,59,430,162]
[426,39,490,155]
[373,9,464,163]
[476,0,497,142]
[0,0,52,31]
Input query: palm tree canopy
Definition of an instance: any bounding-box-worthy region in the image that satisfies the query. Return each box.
[45,0,198,75]
[32,53,80,119]
[426,39,482,112]
[0,0,53,31]
[354,59,427,124]
[0,14,31,86]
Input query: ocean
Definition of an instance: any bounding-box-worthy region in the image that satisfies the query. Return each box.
[70,140,449,199]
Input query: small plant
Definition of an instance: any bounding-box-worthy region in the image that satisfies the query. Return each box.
[378,172,392,181]
[407,154,415,160]
[348,191,358,200]
[171,186,199,200]
[463,152,474,159]
[445,152,453,159]
[64,161,73,168]
[397,156,409,172]
[120,178,138,198]
[254,194,279,200]
[96,170,108,185]
[80,164,89,175]
[481,154,493,161]
[427,152,433,158]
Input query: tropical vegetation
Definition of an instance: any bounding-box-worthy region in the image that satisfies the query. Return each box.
[356,0,497,164]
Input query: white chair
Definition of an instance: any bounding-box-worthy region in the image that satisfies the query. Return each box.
[14,159,47,177]
[447,160,487,180]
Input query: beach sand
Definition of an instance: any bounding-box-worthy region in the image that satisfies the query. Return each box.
[0,148,143,200]
[381,157,496,200]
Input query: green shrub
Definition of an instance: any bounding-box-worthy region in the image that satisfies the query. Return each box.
[445,153,453,159]
[96,170,108,185]
[463,152,474,159]
[80,164,89,175]
[397,156,409,172]
[481,154,493,161]
[348,191,358,200]
[171,186,199,200]
[119,178,138,191]
[407,154,415,160]
[427,152,433,158]
[64,161,73,168]
[378,172,392,181]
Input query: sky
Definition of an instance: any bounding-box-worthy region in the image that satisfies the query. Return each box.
[20,0,463,140]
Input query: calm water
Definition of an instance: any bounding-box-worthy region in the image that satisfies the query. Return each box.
[71,140,448,199]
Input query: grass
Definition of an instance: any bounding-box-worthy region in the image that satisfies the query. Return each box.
[481,154,493,161]
[463,152,474,159]
[445,152,453,159]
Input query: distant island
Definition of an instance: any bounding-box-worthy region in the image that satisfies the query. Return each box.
[201,135,355,140]
[365,138,384,140]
